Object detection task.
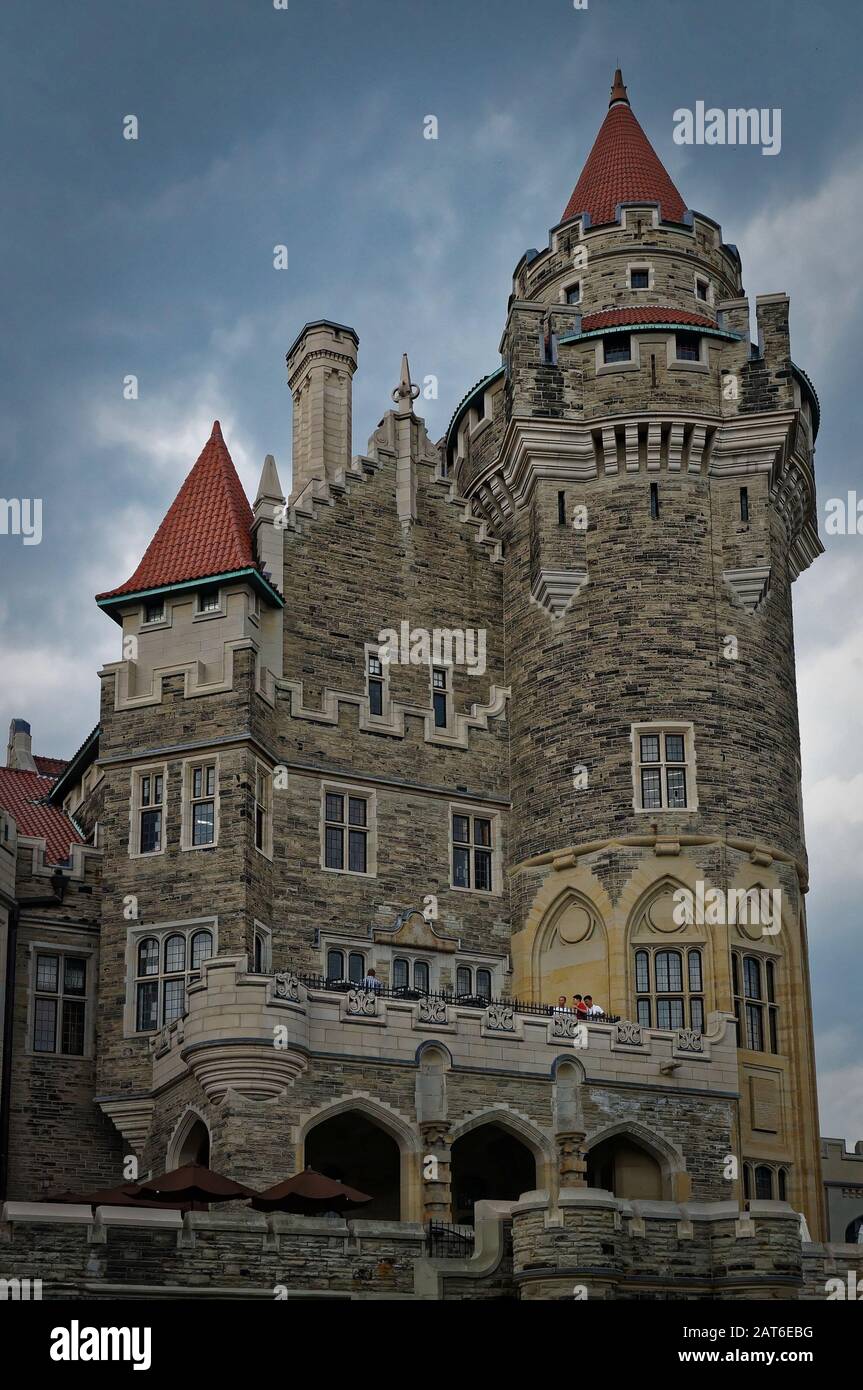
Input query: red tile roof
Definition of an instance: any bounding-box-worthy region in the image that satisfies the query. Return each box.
[562,71,687,227]
[96,421,257,601]
[0,766,82,865]
[581,307,717,332]
[34,755,68,777]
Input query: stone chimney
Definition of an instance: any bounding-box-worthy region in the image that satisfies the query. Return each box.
[286,320,359,501]
[6,718,36,771]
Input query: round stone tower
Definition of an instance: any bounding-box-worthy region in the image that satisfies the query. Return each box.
[445,70,824,1234]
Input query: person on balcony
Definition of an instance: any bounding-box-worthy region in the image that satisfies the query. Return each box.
[572,995,588,1018]
[583,995,603,1017]
[362,968,382,993]
[554,996,569,1013]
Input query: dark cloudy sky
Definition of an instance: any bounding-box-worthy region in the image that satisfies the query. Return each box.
[1,0,861,1142]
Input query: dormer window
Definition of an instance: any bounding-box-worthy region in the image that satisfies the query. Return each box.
[603,335,631,364]
[144,599,165,624]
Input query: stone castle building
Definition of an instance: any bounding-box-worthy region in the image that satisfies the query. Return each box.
[1,71,860,1300]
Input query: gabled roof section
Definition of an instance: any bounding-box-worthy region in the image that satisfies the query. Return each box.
[0,766,83,866]
[95,422,279,608]
[562,69,687,227]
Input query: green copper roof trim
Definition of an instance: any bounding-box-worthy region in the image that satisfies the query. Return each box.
[96,567,285,621]
[559,323,743,345]
[446,366,506,447]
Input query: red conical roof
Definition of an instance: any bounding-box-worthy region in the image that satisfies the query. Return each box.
[97,421,256,601]
[562,69,687,227]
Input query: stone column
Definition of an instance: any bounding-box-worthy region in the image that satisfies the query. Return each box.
[557,1131,588,1189]
[419,1121,453,1223]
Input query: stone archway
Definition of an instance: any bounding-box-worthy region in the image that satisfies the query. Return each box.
[166,1108,211,1171]
[450,1123,537,1226]
[297,1094,421,1222]
[584,1120,684,1200]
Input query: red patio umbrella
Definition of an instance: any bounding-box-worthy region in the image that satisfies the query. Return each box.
[250,1166,372,1214]
[136,1163,258,1205]
[46,1182,174,1209]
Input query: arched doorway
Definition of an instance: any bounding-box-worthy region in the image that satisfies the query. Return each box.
[450,1123,537,1225]
[169,1113,211,1169]
[586,1134,664,1199]
[305,1111,401,1220]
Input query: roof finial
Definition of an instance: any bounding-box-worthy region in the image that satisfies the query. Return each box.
[391,353,420,416]
[609,67,629,108]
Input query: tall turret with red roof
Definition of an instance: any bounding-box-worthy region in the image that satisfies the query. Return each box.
[447,68,824,1233]
[91,420,285,1110]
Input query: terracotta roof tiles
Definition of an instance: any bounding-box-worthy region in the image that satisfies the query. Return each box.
[96,421,257,602]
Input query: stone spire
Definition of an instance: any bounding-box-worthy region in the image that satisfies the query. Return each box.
[392,353,420,417]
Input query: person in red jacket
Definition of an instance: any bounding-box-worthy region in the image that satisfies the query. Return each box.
[572,994,588,1018]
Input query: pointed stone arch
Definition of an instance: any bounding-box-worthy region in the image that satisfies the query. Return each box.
[451,1106,555,1187]
[166,1106,212,1171]
[513,865,614,1002]
[584,1118,686,1199]
[296,1091,422,1221]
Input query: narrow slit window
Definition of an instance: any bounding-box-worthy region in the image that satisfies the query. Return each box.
[650,482,659,519]
[740,486,750,523]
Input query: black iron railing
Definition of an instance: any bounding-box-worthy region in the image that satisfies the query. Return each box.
[426,1222,475,1258]
[289,970,618,1022]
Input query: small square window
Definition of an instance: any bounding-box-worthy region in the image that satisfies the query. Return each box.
[144,599,165,623]
[696,279,709,302]
[565,283,581,304]
[630,269,649,289]
[675,332,701,362]
[603,335,631,364]
[199,589,220,613]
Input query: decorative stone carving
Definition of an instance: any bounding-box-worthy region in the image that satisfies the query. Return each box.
[347,988,379,1017]
[551,1013,580,1040]
[723,566,771,612]
[675,1028,704,1053]
[484,1003,515,1032]
[417,996,449,1025]
[616,1020,643,1046]
[273,972,302,1002]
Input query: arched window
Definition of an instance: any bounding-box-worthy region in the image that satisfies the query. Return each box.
[634,946,704,1030]
[392,958,409,989]
[755,1165,774,1200]
[733,952,779,1054]
[777,1167,787,1201]
[476,969,492,1000]
[844,1215,863,1243]
[347,952,365,984]
[190,929,213,971]
[326,949,344,981]
[456,966,472,996]
[134,925,214,1033]
[413,960,430,993]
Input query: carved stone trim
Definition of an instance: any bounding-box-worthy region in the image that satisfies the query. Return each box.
[273,972,302,1003]
[723,566,771,612]
[483,1003,515,1033]
[529,568,589,619]
[346,988,379,1018]
[417,996,450,1026]
[674,1028,704,1054]
[616,1020,644,1047]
